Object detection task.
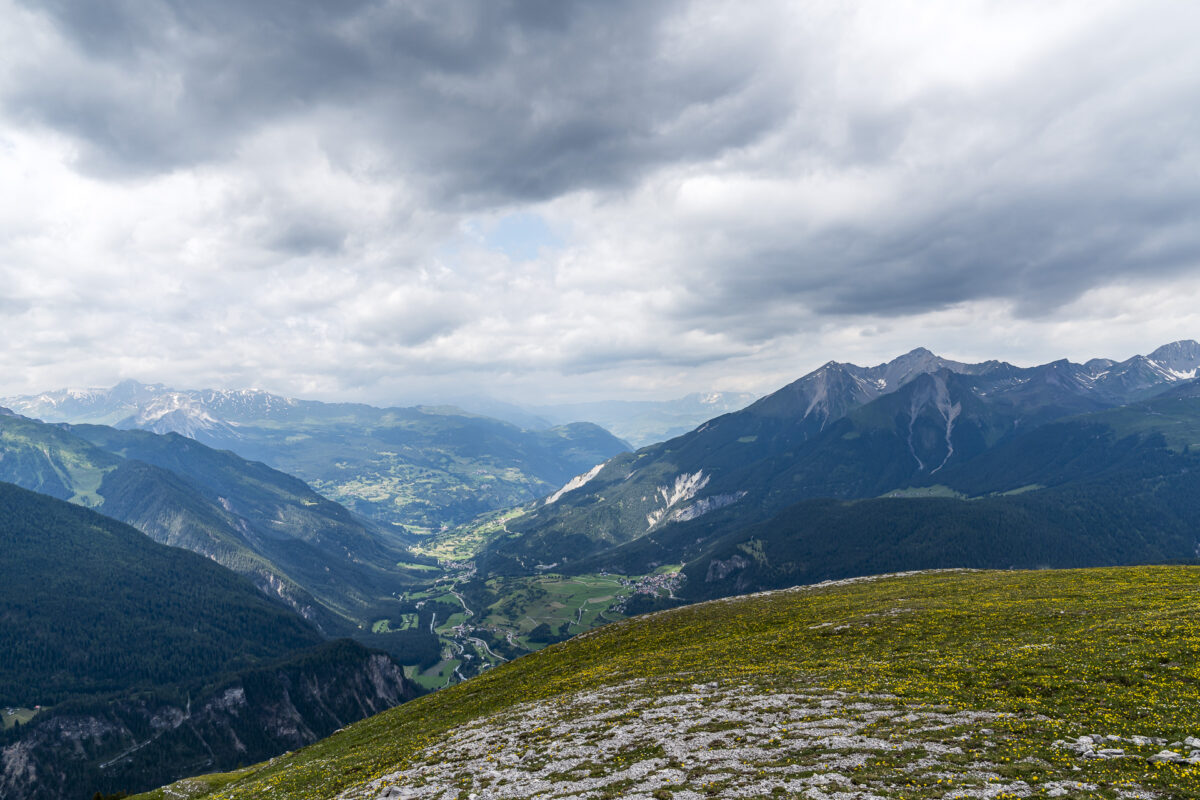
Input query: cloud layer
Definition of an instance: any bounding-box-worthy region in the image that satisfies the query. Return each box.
[1,0,1198,404]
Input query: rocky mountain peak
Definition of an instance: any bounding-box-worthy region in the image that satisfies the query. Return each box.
[1148,339,1200,373]
[1084,358,1116,373]
[871,347,971,392]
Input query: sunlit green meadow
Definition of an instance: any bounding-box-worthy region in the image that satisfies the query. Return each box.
[135,567,1200,799]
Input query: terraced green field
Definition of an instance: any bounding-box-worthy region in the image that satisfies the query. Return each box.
[411,507,528,561]
[880,485,967,499]
[371,615,418,634]
[482,573,630,642]
[409,658,462,692]
[137,566,1200,799]
[395,561,441,573]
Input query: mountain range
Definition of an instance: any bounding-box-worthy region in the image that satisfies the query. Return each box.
[480,340,1200,592]
[2,383,629,534]
[332,390,758,448]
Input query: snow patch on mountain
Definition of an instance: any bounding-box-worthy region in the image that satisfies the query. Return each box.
[128,393,245,440]
[136,394,219,425]
[544,463,606,505]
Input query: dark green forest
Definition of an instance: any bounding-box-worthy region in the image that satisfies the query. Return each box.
[677,459,1200,600]
[0,481,322,706]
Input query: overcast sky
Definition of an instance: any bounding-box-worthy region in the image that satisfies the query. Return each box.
[1,0,1198,405]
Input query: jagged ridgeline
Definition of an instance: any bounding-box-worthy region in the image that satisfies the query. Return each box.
[0,482,416,800]
[137,567,1200,799]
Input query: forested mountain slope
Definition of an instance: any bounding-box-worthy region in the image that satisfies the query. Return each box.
[0,411,427,630]
[0,482,418,800]
[0,481,321,705]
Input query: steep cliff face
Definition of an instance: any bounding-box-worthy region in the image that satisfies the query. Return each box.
[0,641,417,800]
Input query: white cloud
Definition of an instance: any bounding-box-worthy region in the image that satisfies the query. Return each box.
[0,0,1197,406]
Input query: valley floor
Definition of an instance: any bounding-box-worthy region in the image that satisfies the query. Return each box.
[394,566,682,691]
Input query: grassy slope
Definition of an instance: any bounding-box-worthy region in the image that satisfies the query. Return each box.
[1085,395,1200,453]
[0,413,121,505]
[1,708,36,730]
[137,567,1200,799]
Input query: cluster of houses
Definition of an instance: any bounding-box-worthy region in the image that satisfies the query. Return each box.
[3,705,39,727]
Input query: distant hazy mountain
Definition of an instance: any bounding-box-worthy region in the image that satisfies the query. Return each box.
[381,390,758,448]
[3,383,630,533]
[426,393,556,431]
[480,340,1200,581]
[529,391,759,447]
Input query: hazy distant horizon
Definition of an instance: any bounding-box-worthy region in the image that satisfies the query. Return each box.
[5,339,1198,411]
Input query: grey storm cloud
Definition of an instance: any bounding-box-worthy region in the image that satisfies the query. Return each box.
[1,0,1199,403]
[10,0,786,202]
[701,171,1200,330]
[667,7,1200,337]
